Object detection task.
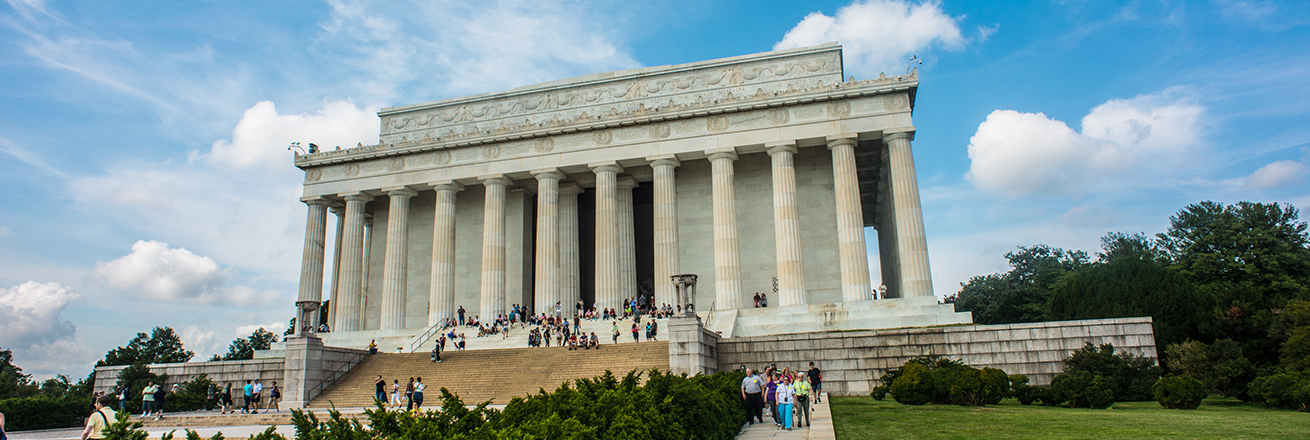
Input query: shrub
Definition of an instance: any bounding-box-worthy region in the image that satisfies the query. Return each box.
[981,368,1010,405]
[1009,375,1037,405]
[0,394,90,430]
[1248,370,1310,411]
[1062,342,1160,402]
[869,385,888,400]
[890,363,934,405]
[1034,386,1066,406]
[1166,339,1257,399]
[1152,374,1205,409]
[1052,371,1114,409]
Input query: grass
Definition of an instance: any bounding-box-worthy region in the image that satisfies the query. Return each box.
[830,396,1309,440]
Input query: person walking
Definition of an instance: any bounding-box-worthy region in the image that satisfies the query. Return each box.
[268,382,281,413]
[153,383,168,420]
[458,306,466,325]
[611,322,619,344]
[631,322,639,342]
[79,394,115,440]
[251,381,262,414]
[389,379,401,408]
[220,383,233,414]
[794,376,811,428]
[776,377,795,431]
[740,368,765,425]
[412,377,426,411]
[765,374,780,427]
[117,387,128,413]
[374,375,386,404]
[405,377,415,411]
[242,380,253,414]
[807,362,823,403]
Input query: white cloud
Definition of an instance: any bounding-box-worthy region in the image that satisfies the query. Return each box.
[234,322,286,339]
[966,90,1206,197]
[179,325,220,359]
[0,225,8,237]
[313,0,641,101]
[1244,160,1308,188]
[86,240,279,307]
[206,100,379,169]
[773,0,966,76]
[0,281,79,348]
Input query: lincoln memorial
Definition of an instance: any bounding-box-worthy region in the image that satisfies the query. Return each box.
[289,43,971,349]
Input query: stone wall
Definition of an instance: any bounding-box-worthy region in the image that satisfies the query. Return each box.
[716,317,1157,395]
[93,358,286,395]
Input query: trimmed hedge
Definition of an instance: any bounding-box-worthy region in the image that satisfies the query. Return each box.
[882,356,1010,407]
[1248,370,1310,411]
[0,394,91,431]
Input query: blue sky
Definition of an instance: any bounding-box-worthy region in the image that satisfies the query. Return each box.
[1,0,1307,379]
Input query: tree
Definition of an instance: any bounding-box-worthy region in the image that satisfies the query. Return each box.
[98,327,195,367]
[1157,201,1310,365]
[1049,233,1206,349]
[948,245,1089,324]
[223,328,280,361]
[0,348,39,399]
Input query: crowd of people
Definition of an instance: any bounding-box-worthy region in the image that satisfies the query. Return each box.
[377,376,428,411]
[739,361,824,431]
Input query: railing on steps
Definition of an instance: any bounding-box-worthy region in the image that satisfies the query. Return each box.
[306,350,369,407]
[407,321,449,353]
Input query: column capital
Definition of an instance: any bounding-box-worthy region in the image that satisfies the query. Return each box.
[329,206,345,216]
[588,161,623,174]
[706,148,738,162]
[383,186,419,198]
[478,174,513,187]
[646,154,681,168]
[765,141,798,157]
[428,180,464,193]
[884,130,915,142]
[531,168,566,180]
[300,195,333,206]
[339,191,373,203]
[617,176,638,190]
[559,182,583,195]
[827,133,859,149]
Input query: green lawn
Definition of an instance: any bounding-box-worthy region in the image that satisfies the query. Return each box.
[830,396,1308,440]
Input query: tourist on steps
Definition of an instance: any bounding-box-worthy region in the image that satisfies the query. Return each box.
[405,377,414,410]
[765,373,779,427]
[776,376,795,431]
[79,394,115,440]
[374,375,386,404]
[390,380,401,408]
[808,362,823,403]
[794,376,810,428]
[368,339,378,354]
[740,369,765,425]
[412,377,426,411]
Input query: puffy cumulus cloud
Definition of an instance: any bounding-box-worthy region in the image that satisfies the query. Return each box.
[179,325,222,359]
[205,100,379,169]
[774,0,965,76]
[0,281,79,348]
[1244,160,1309,189]
[86,240,279,307]
[966,90,1205,197]
[314,0,641,100]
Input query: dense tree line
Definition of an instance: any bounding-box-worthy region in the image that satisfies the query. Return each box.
[948,201,1310,407]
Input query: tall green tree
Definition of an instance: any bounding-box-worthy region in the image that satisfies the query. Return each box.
[1049,232,1206,350]
[948,245,1088,324]
[0,348,39,399]
[1157,201,1310,365]
[97,327,195,367]
[222,328,280,360]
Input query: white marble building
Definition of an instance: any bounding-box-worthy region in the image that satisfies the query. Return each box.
[290,43,970,347]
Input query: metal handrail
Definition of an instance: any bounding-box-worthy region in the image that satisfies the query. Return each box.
[305,350,368,406]
[407,321,447,353]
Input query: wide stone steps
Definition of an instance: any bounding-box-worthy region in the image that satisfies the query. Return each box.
[308,341,670,408]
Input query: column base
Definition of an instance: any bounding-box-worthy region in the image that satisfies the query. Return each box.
[668,316,719,376]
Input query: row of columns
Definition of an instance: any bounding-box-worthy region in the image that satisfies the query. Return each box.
[294,132,935,336]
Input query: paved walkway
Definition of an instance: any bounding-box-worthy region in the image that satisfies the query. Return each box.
[737,393,835,440]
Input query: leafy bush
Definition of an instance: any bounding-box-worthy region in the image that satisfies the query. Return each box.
[0,394,90,430]
[1248,370,1310,411]
[869,385,888,400]
[1034,386,1066,406]
[981,368,1010,405]
[1166,339,1257,399]
[1052,371,1114,409]
[1009,375,1038,405]
[1062,342,1160,401]
[889,363,934,405]
[1152,374,1205,409]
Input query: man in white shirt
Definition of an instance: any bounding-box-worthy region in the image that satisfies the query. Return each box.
[252,380,264,414]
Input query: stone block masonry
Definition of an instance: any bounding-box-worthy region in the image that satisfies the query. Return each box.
[715,317,1157,395]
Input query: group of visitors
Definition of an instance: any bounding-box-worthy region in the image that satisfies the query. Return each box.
[378,376,427,411]
[740,361,823,431]
[753,292,769,308]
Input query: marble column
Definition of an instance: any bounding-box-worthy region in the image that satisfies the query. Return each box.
[479,175,512,319]
[428,181,462,326]
[590,162,623,311]
[296,196,331,336]
[829,134,873,302]
[707,148,743,311]
[617,176,638,303]
[334,192,371,332]
[380,187,418,330]
[648,155,680,308]
[559,182,583,313]
[532,169,564,314]
[326,206,344,330]
[766,142,807,307]
[886,131,935,298]
[359,216,373,329]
